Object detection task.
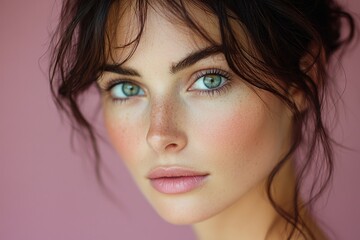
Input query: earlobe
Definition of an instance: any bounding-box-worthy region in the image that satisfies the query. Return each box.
[299,43,327,79]
[293,45,327,113]
[288,86,308,114]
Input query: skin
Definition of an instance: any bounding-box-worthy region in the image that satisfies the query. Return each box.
[97,3,325,240]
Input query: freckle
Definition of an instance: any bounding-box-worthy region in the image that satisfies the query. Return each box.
[152,100,180,130]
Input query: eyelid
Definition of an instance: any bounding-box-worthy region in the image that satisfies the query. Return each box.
[97,76,146,104]
[100,77,143,92]
[188,68,231,91]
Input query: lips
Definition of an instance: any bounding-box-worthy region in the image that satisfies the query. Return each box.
[147,167,209,194]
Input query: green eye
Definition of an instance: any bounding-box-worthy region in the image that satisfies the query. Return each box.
[191,73,227,91]
[110,82,145,99]
[122,83,141,96]
[203,74,222,89]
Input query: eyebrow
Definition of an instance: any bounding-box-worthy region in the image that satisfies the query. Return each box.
[102,45,223,77]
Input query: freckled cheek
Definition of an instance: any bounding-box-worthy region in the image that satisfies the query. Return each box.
[193,104,266,161]
[191,94,290,181]
[190,103,285,197]
[103,110,144,164]
[196,100,281,185]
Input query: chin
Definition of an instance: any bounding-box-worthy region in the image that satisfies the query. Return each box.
[147,194,221,225]
[157,209,211,225]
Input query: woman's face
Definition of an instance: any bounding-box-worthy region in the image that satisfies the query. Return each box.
[98,4,293,224]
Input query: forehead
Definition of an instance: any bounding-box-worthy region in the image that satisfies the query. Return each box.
[102,1,255,79]
[105,1,224,63]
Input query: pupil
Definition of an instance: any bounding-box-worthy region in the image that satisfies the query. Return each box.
[123,83,139,96]
[204,75,221,88]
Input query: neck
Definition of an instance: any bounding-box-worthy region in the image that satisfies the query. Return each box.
[192,160,316,240]
[192,182,289,240]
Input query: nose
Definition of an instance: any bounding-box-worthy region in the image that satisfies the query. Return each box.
[146,98,187,154]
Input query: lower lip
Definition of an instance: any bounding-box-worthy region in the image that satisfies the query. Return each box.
[149,175,208,194]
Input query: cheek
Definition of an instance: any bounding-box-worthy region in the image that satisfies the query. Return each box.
[191,91,290,175]
[103,108,144,166]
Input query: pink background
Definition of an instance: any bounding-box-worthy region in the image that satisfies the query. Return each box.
[0,0,359,239]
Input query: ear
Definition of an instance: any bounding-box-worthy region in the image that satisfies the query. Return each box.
[290,45,327,113]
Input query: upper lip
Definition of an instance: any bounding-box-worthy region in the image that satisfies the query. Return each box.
[147,166,209,179]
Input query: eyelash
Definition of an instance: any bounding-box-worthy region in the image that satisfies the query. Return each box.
[191,68,232,97]
[102,68,232,103]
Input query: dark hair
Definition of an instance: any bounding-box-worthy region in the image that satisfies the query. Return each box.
[49,0,355,239]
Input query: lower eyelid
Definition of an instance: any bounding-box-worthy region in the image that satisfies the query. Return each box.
[193,81,233,97]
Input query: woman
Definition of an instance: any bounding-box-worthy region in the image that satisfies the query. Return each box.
[49,0,355,239]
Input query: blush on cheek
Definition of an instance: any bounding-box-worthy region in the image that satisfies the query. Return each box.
[104,114,140,164]
[192,92,285,179]
[195,103,265,157]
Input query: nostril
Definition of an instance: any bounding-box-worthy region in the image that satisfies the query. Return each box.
[165,143,178,150]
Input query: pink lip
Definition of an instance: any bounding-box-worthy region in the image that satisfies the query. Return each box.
[147,167,209,194]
